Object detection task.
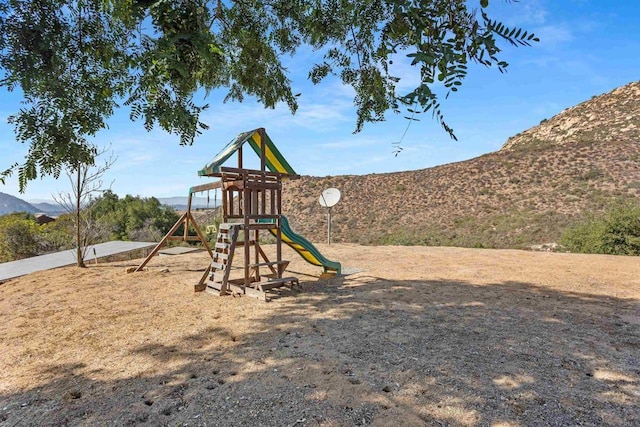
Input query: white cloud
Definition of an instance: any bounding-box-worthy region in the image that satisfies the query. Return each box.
[318,135,383,149]
[536,24,574,47]
[493,0,548,27]
[519,1,549,25]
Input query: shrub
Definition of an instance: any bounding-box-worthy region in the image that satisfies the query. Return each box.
[0,213,42,262]
[40,214,75,253]
[561,201,640,255]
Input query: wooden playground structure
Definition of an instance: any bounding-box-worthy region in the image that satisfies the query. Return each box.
[135,128,340,300]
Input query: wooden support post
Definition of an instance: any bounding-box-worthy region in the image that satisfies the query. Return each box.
[254,229,260,282]
[270,188,275,216]
[243,176,251,289]
[222,181,228,221]
[134,210,212,272]
[136,212,187,272]
[188,211,213,258]
[251,187,258,215]
[276,181,282,279]
[184,193,192,240]
[259,128,266,172]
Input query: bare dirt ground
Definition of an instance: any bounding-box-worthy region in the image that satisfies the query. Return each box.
[1,244,639,426]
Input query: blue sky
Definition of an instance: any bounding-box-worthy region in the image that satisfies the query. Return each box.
[1,0,639,201]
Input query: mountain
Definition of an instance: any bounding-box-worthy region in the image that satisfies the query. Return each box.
[157,196,216,211]
[280,81,640,248]
[0,192,39,215]
[19,196,216,215]
[29,202,66,216]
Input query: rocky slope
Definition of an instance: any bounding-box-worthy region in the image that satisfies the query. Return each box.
[502,81,640,150]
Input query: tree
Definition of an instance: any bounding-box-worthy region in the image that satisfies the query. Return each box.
[88,192,180,242]
[1,0,538,190]
[53,147,116,267]
[0,0,129,191]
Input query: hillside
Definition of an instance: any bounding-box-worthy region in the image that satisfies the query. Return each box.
[0,192,39,215]
[281,81,640,248]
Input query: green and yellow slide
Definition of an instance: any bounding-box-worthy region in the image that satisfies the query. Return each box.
[270,215,341,275]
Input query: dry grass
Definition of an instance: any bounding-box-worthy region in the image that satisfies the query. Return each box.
[1,244,639,426]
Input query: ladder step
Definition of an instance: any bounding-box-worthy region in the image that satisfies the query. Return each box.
[219,223,240,230]
[204,222,240,293]
[213,252,229,260]
[206,281,223,292]
[211,261,226,270]
[208,271,224,281]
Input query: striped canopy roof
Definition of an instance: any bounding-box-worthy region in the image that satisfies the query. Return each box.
[198,128,296,176]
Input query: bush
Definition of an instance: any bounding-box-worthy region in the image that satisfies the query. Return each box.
[40,214,75,253]
[0,213,42,262]
[561,201,640,255]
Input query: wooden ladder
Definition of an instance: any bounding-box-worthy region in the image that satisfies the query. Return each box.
[201,223,240,295]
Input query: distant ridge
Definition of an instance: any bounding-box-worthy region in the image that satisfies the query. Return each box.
[157,196,216,210]
[0,194,214,217]
[30,202,65,216]
[0,192,39,215]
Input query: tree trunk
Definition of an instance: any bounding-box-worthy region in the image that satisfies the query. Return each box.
[76,167,86,268]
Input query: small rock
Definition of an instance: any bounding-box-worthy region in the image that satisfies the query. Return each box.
[64,390,82,400]
[382,385,392,393]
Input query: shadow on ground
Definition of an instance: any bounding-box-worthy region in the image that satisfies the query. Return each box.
[1,275,639,426]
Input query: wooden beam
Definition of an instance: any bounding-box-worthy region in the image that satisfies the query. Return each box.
[190,181,222,194]
[188,210,213,258]
[184,193,192,240]
[135,212,188,271]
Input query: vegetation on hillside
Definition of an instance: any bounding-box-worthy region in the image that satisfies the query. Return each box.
[0,193,179,262]
[89,191,179,242]
[561,201,640,255]
[281,138,640,250]
[0,213,42,262]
